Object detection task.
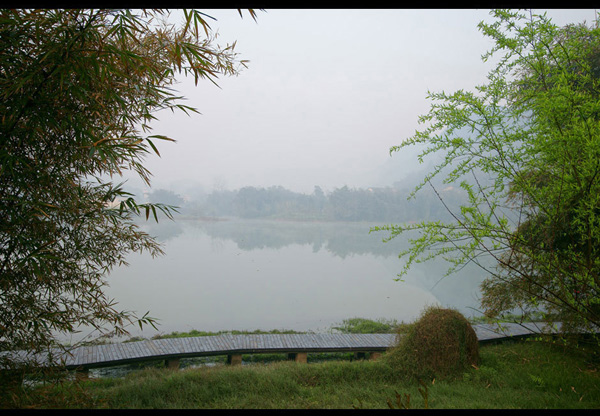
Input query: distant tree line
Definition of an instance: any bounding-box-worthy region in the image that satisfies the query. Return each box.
[190,183,467,223]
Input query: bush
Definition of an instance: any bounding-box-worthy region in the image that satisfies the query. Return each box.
[386,306,479,380]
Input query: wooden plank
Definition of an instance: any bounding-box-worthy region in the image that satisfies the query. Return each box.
[181,338,190,354]
[202,336,214,353]
[97,345,105,364]
[83,346,92,366]
[103,345,113,363]
[225,335,236,351]
[69,347,82,367]
[140,340,156,357]
[77,347,85,366]
[215,335,227,352]
[199,336,210,352]
[212,335,223,352]
[173,338,184,354]
[154,339,168,356]
[271,334,281,349]
[302,334,311,349]
[129,340,142,359]
[100,345,111,363]
[164,338,177,355]
[296,334,306,349]
[273,334,283,349]
[92,345,100,364]
[98,345,107,363]
[78,347,87,366]
[163,338,175,355]
[139,340,152,358]
[197,336,206,352]
[238,335,247,350]
[309,334,317,348]
[112,343,123,361]
[234,335,244,350]
[184,337,194,354]
[211,335,224,353]
[106,344,115,362]
[111,343,123,361]
[129,341,143,359]
[146,340,160,356]
[119,342,132,360]
[85,346,93,365]
[329,334,340,348]
[269,334,279,349]
[213,335,226,353]
[121,342,134,360]
[356,333,373,347]
[279,334,290,349]
[251,334,260,350]
[158,339,171,355]
[122,342,134,360]
[246,334,254,350]
[86,346,94,365]
[233,335,243,350]
[147,340,159,357]
[321,334,334,348]
[107,344,117,362]
[184,337,195,353]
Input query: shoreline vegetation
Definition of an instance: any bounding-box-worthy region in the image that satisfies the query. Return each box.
[80,314,551,347]
[142,182,468,225]
[75,317,403,347]
[7,316,600,409]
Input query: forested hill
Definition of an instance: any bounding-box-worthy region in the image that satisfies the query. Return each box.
[147,182,468,223]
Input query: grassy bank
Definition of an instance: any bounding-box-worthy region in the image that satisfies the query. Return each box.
[8,337,600,408]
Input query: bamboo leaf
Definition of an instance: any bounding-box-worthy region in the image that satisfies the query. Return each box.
[146,138,161,157]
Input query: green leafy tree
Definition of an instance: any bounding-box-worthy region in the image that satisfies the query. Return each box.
[0,9,255,375]
[373,10,600,342]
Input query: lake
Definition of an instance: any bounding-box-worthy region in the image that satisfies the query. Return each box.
[62,218,488,343]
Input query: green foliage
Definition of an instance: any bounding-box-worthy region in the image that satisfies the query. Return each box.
[468,311,548,325]
[0,9,251,375]
[151,328,304,340]
[331,317,399,334]
[373,9,600,347]
[386,306,479,380]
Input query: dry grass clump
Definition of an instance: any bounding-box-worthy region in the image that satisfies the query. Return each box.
[386,306,479,380]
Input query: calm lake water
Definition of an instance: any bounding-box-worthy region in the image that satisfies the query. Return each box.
[62,218,488,343]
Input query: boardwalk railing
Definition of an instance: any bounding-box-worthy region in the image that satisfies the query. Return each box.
[2,322,561,373]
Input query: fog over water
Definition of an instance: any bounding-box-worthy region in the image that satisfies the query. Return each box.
[67,9,599,342]
[123,9,597,196]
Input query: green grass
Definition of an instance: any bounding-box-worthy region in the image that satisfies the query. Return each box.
[151,328,305,340]
[330,317,401,334]
[10,339,600,409]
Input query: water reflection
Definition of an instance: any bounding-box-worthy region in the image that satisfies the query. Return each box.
[88,219,486,342]
[144,218,410,258]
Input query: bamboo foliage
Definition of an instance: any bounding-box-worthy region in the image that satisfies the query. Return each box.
[0,9,252,373]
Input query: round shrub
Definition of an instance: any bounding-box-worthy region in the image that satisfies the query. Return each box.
[386,306,479,380]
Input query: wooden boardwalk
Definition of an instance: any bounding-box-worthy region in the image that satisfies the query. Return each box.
[3,322,560,371]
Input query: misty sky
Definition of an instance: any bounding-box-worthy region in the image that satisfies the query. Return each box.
[126,9,599,196]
